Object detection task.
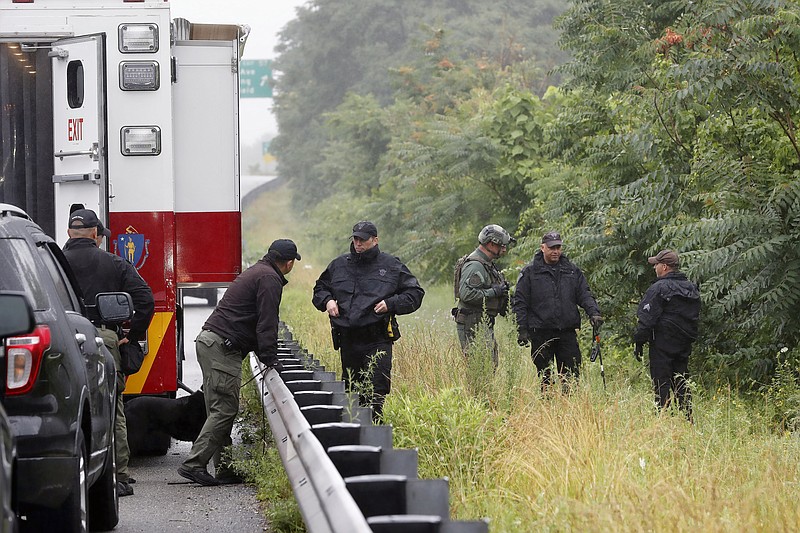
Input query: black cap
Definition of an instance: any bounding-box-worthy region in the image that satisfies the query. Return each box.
[69,209,111,238]
[268,239,301,261]
[541,231,563,247]
[648,249,679,267]
[351,221,378,240]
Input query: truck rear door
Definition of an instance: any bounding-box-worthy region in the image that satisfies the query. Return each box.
[50,34,109,243]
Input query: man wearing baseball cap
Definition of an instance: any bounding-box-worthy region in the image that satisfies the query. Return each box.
[63,208,155,497]
[69,208,112,240]
[634,249,700,421]
[513,231,602,390]
[313,221,424,421]
[179,238,300,486]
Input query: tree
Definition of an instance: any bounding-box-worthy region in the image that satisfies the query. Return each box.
[272,0,570,211]
[546,0,800,385]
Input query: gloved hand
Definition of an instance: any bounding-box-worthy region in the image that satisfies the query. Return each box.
[590,315,604,329]
[491,282,509,298]
[259,355,284,373]
[517,329,530,347]
[633,343,643,362]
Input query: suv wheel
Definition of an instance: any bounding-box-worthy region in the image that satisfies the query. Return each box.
[57,429,89,531]
[88,426,119,530]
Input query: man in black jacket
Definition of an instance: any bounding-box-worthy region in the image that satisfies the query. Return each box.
[634,249,700,421]
[313,221,424,420]
[178,239,299,486]
[513,231,602,388]
[63,209,155,497]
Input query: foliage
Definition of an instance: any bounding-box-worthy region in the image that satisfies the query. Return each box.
[762,347,800,432]
[251,177,800,530]
[233,366,305,533]
[548,0,800,384]
[271,0,800,386]
[272,0,570,208]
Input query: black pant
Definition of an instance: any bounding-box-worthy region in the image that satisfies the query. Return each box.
[339,329,393,419]
[649,340,693,420]
[529,328,581,386]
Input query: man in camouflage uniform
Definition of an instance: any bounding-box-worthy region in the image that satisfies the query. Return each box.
[454,224,513,366]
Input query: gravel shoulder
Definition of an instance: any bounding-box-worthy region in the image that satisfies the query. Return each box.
[113,434,268,532]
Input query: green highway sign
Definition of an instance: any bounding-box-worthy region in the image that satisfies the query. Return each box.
[240,59,272,98]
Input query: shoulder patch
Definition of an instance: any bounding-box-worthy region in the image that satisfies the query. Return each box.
[467,272,483,288]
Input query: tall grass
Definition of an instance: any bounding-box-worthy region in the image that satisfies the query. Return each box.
[245,182,800,532]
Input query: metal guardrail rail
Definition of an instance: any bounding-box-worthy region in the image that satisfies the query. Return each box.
[249,329,490,533]
[250,357,371,532]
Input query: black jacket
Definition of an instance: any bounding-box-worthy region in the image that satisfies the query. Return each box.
[63,237,155,342]
[312,244,424,329]
[512,251,600,331]
[634,271,700,344]
[203,256,287,364]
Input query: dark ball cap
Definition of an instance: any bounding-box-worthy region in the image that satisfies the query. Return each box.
[541,231,563,247]
[351,221,378,240]
[268,239,301,261]
[648,249,679,267]
[69,208,111,238]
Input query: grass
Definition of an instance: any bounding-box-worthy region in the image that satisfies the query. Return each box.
[240,181,800,532]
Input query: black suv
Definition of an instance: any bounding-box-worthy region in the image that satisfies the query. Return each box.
[0,204,119,531]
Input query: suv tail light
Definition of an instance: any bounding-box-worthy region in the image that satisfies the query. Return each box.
[5,325,51,395]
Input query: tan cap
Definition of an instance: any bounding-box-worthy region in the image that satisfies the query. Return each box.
[647,249,679,267]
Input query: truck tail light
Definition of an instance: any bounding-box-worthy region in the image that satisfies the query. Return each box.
[5,325,50,396]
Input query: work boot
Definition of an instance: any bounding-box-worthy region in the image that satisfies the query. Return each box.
[116,480,134,497]
[177,465,219,486]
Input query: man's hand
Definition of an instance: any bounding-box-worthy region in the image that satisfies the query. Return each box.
[373,300,388,314]
[326,299,340,317]
[259,355,284,373]
[633,343,644,362]
[590,315,604,329]
[491,283,509,298]
[517,329,530,347]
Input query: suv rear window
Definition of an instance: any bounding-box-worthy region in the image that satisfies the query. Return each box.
[38,243,79,313]
[0,238,49,311]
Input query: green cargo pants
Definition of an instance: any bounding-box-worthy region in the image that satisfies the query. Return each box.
[97,327,131,483]
[182,329,242,474]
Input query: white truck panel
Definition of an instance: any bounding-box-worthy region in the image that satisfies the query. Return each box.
[172,40,240,213]
[0,3,175,213]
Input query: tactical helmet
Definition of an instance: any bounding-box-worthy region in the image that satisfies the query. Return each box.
[478,224,514,246]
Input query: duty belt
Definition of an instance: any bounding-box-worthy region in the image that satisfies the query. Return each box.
[340,322,388,341]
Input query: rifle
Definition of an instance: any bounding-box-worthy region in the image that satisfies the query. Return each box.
[589,325,606,390]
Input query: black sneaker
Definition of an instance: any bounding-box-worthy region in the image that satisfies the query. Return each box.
[128,477,136,484]
[116,481,134,497]
[177,465,219,486]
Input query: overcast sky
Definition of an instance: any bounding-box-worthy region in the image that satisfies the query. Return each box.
[169,0,306,143]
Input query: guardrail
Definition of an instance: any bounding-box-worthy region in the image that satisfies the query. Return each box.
[249,330,489,533]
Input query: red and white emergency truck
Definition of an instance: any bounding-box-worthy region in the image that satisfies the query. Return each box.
[0,0,246,452]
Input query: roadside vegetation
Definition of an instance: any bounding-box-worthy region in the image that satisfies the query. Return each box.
[242,1,800,529]
[273,0,800,399]
[239,180,800,532]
